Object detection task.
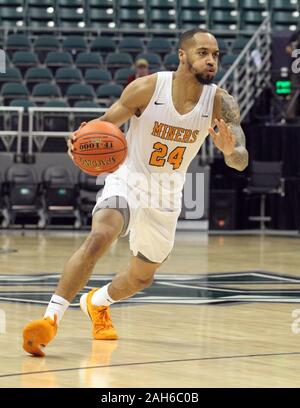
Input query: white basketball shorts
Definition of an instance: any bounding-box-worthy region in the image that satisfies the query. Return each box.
[92,173,181,263]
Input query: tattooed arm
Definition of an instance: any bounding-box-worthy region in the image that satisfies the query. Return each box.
[209,88,249,172]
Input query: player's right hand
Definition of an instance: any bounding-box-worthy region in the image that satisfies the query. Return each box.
[67,121,87,161]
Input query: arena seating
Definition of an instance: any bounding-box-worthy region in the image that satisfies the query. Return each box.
[0,0,291,228]
[0,0,297,31]
[0,32,244,108]
[1,1,287,109]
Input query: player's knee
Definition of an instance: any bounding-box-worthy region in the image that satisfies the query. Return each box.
[131,274,154,290]
[84,227,116,258]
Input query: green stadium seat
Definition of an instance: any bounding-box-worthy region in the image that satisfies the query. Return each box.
[211,10,238,30]
[25,67,53,92]
[135,52,161,69]
[241,11,266,31]
[180,22,208,30]
[0,68,22,88]
[2,83,29,105]
[62,36,87,56]
[27,7,56,28]
[119,23,145,29]
[75,52,103,73]
[34,36,59,51]
[210,0,238,9]
[0,0,23,4]
[119,38,144,55]
[163,53,179,70]
[74,100,104,128]
[34,36,59,63]
[90,37,115,55]
[55,67,82,95]
[10,99,36,110]
[6,34,31,55]
[89,0,114,6]
[114,68,134,85]
[84,68,112,89]
[55,67,82,82]
[66,84,95,106]
[181,0,207,10]
[149,0,176,9]
[88,9,116,28]
[0,7,24,27]
[221,54,238,69]
[211,10,238,23]
[74,101,101,108]
[10,99,36,130]
[180,9,207,28]
[32,84,61,100]
[119,0,144,7]
[45,52,73,74]
[58,7,86,28]
[240,0,268,11]
[106,53,133,70]
[231,37,250,54]
[57,0,83,5]
[149,9,177,28]
[28,0,54,5]
[12,52,39,75]
[119,9,146,28]
[272,12,299,30]
[96,84,123,99]
[271,0,299,11]
[147,38,172,56]
[43,97,70,133]
[44,99,69,107]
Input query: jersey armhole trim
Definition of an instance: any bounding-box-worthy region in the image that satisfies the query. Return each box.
[133,73,160,122]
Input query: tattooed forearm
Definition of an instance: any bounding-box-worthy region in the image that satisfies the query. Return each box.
[224,146,248,171]
[220,90,249,171]
[220,91,241,126]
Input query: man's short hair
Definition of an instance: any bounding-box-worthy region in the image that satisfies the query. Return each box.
[178,28,215,50]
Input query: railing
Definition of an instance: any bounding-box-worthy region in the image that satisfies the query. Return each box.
[28,107,106,154]
[204,16,272,163]
[0,107,24,155]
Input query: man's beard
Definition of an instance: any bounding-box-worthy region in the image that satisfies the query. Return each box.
[187,60,214,85]
[194,72,214,85]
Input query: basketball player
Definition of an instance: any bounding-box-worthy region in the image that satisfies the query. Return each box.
[22,29,248,356]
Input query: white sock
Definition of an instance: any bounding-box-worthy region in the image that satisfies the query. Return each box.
[44,294,70,324]
[91,284,116,307]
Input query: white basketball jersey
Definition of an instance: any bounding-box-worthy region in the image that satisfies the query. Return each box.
[113,71,217,209]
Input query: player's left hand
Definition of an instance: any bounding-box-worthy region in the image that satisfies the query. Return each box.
[67,121,87,161]
[208,119,236,156]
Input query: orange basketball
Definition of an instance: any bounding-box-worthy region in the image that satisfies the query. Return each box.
[72,121,127,176]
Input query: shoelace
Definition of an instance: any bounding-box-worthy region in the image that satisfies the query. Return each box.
[94,307,114,330]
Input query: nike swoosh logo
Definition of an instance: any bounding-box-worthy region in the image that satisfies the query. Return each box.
[154,101,165,105]
[50,301,64,306]
[202,114,209,117]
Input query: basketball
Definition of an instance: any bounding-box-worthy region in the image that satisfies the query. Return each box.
[72,121,127,176]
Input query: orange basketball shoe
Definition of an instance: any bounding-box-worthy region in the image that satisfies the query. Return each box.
[80,289,118,340]
[22,315,58,357]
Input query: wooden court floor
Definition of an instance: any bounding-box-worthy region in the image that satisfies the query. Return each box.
[1,230,300,388]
